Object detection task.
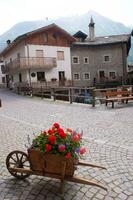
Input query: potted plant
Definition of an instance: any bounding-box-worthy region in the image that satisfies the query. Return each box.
[28,123,86,176]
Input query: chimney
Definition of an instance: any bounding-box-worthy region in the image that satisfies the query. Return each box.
[6,40,11,45]
[89,17,95,41]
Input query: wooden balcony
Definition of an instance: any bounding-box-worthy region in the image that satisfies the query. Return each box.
[2,57,57,73]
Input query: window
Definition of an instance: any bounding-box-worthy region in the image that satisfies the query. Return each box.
[2,77,5,83]
[36,50,43,57]
[1,65,4,72]
[104,55,110,62]
[109,71,116,79]
[84,57,89,64]
[37,72,45,81]
[17,53,20,58]
[10,58,12,63]
[43,33,48,43]
[74,73,80,80]
[72,56,79,64]
[83,73,90,80]
[57,51,64,60]
[53,33,57,41]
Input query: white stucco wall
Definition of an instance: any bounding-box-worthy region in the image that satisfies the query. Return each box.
[27,45,72,81]
[0,62,5,85]
[12,71,28,83]
[3,41,26,63]
[3,43,72,84]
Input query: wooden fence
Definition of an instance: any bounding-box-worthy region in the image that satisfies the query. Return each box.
[15,84,133,107]
[16,85,95,105]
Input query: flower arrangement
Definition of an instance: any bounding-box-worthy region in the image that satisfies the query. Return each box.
[31,123,86,159]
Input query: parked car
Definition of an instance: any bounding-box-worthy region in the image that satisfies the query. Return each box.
[75,92,101,105]
[75,92,92,104]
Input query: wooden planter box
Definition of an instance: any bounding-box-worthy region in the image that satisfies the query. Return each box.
[6,149,107,193]
[28,148,77,177]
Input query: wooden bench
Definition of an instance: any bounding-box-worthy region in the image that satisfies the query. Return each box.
[103,90,133,108]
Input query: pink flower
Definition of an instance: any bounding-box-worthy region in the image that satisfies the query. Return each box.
[58,144,65,152]
[79,147,86,155]
[73,135,80,142]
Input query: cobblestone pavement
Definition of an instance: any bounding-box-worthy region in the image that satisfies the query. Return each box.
[0,89,133,200]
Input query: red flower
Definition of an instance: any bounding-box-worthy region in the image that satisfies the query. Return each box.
[66,128,72,133]
[53,123,60,129]
[77,133,81,138]
[48,129,54,135]
[79,147,86,155]
[48,135,56,144]
[65,152,71,158]
[45,144,52,152]
[58,128,66,138]
[73,135,80,142]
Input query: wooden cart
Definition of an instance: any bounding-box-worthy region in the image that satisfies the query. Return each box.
[6,149,107,193]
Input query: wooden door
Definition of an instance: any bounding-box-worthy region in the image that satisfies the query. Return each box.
[59,71,65,86]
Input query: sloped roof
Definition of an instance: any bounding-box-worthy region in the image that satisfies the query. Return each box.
[0,23,75,56]
[73,34,131,46]
[73,31,87,40]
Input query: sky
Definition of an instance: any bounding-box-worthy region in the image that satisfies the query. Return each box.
[0,0,133,35]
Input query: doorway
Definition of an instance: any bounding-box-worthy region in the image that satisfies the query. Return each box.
[99,70,105,78]
[5,74,9,88]
[59,71,65,86]
[19,73,22,83]
[37,72,45,81]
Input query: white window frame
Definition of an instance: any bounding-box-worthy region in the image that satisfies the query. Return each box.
[108,71,116,78]
[84,57,89,64]
[73,73,80,80]
[103,54,111,63]
[72,56,79,64]
[36,50,44,57]
[57,51,64,60]
[83,72,90,80]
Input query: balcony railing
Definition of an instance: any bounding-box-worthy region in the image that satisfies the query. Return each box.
[2,57,57,73]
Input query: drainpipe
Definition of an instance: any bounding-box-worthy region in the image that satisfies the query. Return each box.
[26,45,31,87]
[70,45,74,87]
[121,43,127,85]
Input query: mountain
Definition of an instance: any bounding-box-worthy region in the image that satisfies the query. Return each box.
[0,10,133,63]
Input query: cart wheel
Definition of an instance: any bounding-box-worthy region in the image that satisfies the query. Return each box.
[6,150,31,179]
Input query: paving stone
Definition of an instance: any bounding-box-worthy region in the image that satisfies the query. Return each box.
[0,89,133,200]
[118,192,127,200]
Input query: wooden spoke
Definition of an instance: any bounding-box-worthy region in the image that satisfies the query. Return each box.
[20,154,24,163]
[6,150,31,179]
[16,152,19,162]
[10,156,17,163]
